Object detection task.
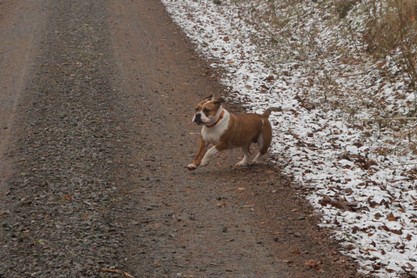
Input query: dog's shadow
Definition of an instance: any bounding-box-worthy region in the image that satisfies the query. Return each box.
[187,160,278,178]
[186,145,279,176]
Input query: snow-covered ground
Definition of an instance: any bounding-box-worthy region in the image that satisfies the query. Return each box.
[161,0,417,276]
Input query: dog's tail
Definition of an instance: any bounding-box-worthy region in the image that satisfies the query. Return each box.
[262,107,282,118]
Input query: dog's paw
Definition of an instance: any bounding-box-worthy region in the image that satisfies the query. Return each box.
[186,163,197,171]
[235,158,249,167]
[252,153,263,164]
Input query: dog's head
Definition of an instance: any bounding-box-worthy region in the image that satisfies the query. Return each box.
[192,95,225,126]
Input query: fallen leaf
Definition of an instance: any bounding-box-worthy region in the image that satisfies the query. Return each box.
[99,268,135,278]
[374,212,383,220]
[304,259,322,270]
[63,194,72,201]
[264,75,275,82]
[387,212,397,221]
[291,248,302,255]
[381,225,402,235]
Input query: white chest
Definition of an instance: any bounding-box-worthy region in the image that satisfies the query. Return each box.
[201,113,230,145]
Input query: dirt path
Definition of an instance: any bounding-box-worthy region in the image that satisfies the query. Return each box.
[0,1,359,277]
[0,0,49,210]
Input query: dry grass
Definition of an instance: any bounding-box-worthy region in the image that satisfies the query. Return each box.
[334,0,361,18]
[364,0,417,57]
[229,0,417,151]
[363,1,417,143]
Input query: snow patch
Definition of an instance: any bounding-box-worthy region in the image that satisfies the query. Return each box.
[161,0,417,276]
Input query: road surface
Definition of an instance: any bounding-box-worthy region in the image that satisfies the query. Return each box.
[0,1,359,277]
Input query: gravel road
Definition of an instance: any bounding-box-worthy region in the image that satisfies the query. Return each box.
[0,1,360,277]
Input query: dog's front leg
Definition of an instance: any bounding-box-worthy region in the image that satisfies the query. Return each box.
[187,138,209,171]
[200,142,227,167]
[200,146,218,166]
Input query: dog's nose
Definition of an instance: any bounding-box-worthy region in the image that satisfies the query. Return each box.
[193,113,202,124]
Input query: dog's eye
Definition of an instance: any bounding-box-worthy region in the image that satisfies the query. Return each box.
[203,108,209,115]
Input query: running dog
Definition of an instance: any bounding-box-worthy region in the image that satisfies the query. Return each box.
[187,95,281,170]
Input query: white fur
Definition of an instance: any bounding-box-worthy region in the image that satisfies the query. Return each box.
[252,152,263,163]
[188,101,277,170]
[192,111,210,124]
[252,128,265,163]
[236,147,251,166]
[201,145,218,166]
[192,99,213,124]
[201,108,229,144]
[198,107,230,166]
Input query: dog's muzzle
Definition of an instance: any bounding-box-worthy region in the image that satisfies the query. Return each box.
[193,113,203,125]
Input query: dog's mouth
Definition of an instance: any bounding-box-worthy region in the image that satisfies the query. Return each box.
[193,113,205,125]
[194,119,203,125]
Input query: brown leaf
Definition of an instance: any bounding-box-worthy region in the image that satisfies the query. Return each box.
[291,248,302,255]
[99,268,135,278]
[304,259,322,270]
[387,212,397,221]
[381,225,402,235]
[216,201,226,208]
[318,196,350,211]
[264,75,275,82]
[374,212,383,220]
[391,229,403,235]
[259,84,269,92]
[63,194,72,201]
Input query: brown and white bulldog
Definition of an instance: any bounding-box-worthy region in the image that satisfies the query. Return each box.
[187,95,281,170]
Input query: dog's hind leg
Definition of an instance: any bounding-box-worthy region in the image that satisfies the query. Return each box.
[253,138,265,163]
[236,144,251,167]
[253,150,268,164]
[253,122,272,163]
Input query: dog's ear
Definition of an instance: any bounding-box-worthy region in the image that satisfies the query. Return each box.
[213,96,225,104]
[204,94,214,100]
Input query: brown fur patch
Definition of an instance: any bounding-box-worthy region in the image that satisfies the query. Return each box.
[195,97,223,117]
